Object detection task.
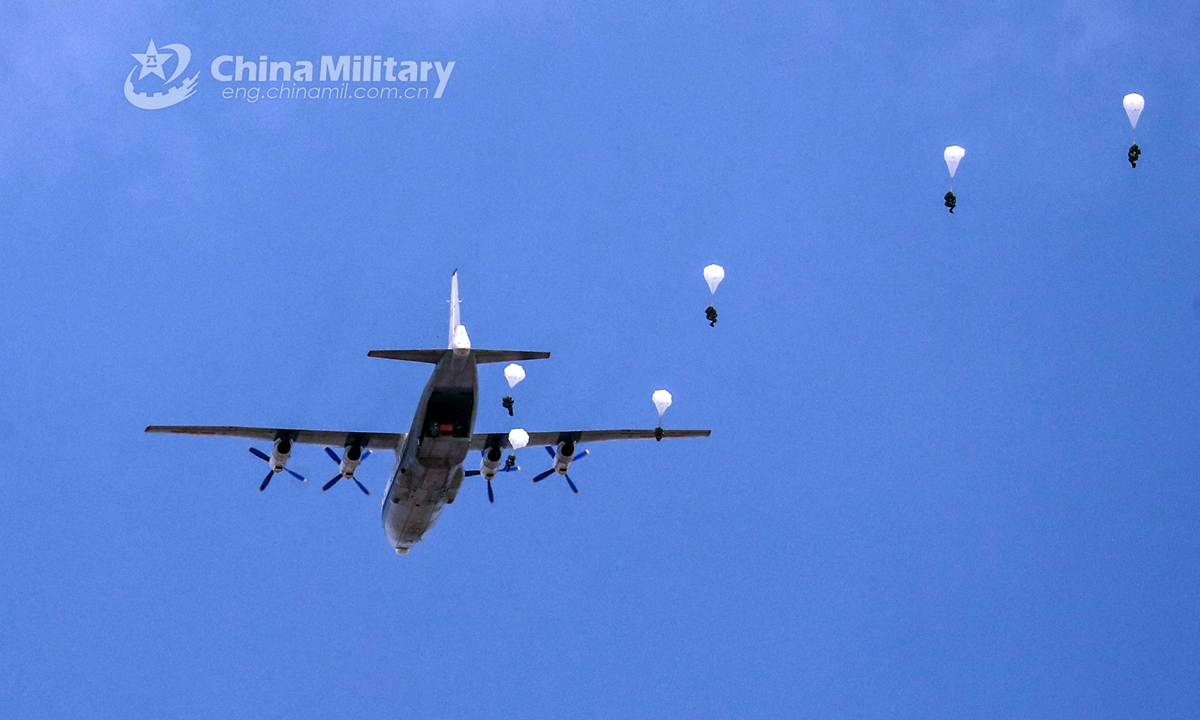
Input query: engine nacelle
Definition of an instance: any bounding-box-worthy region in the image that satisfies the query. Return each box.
[340,444,365,478]
[553,440,576,475]
[270,437,292,471]
[478,446,504,480]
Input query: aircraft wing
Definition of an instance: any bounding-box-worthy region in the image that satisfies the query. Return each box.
[145,425,406,450]
[468,428,710,451]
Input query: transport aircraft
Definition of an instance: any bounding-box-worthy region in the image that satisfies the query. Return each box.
[147,273,710,554]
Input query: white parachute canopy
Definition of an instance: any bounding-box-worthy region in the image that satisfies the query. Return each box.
[508,428,529,450]
[652,389,673,420]
[944,146,965,178]
[503,363,526,389]
[703,264,725,295]
[1123,93,1144,130]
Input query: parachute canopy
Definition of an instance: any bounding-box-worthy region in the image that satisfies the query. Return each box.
[703,264,725,295]
[508,428,529,450]
[1123,93,1144,130]
[652,389,673,419]
[944,146,965,178]
[503,363,526,389]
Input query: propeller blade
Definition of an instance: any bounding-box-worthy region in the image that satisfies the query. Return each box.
[353,478,370,496]
[286,468,307,482]
[322,474,342,492]
[487,479,494,504]
[544,446,556,458]
[532,468,555,483]
[324,447,341,464]
[249,446,271,462]
[564,474,579,494]
[573,449,590,461]
[361,450,371,460]
[259,468,275,491]
[464,470,481,477]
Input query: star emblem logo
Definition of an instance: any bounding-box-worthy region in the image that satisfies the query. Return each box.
[123,40,198,110]
[131,40,173,81]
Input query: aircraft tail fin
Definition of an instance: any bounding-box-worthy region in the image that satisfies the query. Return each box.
[367,272,549,365]
[448,270,461,349]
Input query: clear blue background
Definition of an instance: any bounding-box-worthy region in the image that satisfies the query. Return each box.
[2,1,1199,717]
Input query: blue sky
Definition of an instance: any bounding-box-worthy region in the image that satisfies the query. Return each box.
[2,0,1199,717]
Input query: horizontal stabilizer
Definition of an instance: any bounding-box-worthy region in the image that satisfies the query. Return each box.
[474,350,551,364]
[367,349,448,363]
[367,349,550,364]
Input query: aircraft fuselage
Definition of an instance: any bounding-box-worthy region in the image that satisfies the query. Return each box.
[382,350,478,554]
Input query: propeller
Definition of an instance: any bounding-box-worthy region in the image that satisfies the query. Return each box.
[322,446,372,495]
[248,446,307,491]
[465,450,520,504]
[531,445,589,494]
